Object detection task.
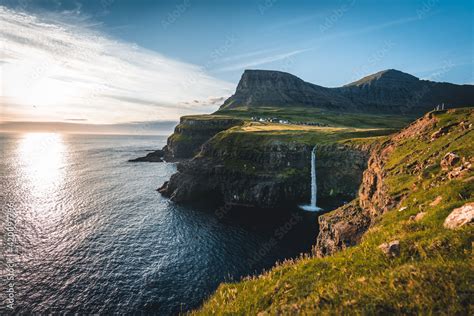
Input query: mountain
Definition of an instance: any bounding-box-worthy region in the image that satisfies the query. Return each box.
[220,69,353,111]
[219,69,474,115]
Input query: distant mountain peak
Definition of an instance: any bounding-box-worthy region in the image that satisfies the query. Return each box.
[237,69,305,88]
[344,69,419,87]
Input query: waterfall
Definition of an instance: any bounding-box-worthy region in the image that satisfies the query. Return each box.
[310,146,317,207]
[300,146,323,212]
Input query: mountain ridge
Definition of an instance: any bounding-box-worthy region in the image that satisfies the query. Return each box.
[219,69,474,115]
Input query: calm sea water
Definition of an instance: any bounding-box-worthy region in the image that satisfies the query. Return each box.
[0,133,318,314]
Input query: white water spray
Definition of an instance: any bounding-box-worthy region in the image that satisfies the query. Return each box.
[300,146,323,212]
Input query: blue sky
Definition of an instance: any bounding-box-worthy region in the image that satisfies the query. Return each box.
[0,0,473,126]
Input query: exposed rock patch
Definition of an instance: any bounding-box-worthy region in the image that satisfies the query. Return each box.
[443,202,474,229]
[314,200,371,257]
[410,211,426,222]
[440,152,460,170]
[378,240,400,258]
[430,196,443,206]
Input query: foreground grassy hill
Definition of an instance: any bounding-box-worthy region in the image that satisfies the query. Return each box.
[193,108,473,314]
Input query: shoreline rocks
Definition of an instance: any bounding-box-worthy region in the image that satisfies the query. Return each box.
[129,149,165,162]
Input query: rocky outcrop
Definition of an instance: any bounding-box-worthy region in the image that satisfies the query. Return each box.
[378,240,400,258]
[315,114,436,256]
[162,115,243,161]
[159,137,371,209]
[314,200,371,257]
[219,69,474,115]
[440,152,460,170]
[443,202,474,229]
[129,149,165,162]
[315,108,473,257]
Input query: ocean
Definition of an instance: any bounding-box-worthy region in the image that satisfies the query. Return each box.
[0,132,318,314]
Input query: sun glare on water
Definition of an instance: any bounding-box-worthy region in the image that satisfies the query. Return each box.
[16,133,67,199]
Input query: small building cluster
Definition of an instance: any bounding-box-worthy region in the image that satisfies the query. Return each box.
[250,117,329,127]
[251,117,289,124]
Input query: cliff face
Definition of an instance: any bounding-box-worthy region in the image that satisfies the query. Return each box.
[162,115,243,161]
[159,128,372,209]
[219,69,474,115]
[315,108,473,256]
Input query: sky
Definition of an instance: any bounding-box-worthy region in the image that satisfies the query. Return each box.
[0,0,473,132]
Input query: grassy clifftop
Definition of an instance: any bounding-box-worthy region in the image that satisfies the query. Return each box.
[216,106,413,129]
[165,106,412,161]
[193,108,473,314]
[208,121,392,147]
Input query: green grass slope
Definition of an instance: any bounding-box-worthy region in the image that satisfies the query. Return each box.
[215,106,413,129]
[193,108,473,315]
[208,121,392,147]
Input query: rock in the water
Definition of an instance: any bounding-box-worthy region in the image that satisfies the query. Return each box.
[129,149,164,162]
[440,152,460,170]
[378,240,400,258]
[443,202,474,229]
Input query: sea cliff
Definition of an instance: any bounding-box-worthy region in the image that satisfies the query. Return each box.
[158,122,387,208]
[194,108,473,315]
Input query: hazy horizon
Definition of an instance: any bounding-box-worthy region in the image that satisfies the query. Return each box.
[0,120,178,135]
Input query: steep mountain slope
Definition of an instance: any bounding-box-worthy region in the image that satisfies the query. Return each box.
[219,69,474,115]
[194,108,473,314]
[339,69,474,114]
[221,70,353,111]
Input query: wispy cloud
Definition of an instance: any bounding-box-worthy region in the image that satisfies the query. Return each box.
[214,48,311,73]
[0,6,233,124]
[214,47,280,64]
[315,16,422,43]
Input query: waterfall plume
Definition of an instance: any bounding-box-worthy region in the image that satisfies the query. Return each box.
[300,146,323,212]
